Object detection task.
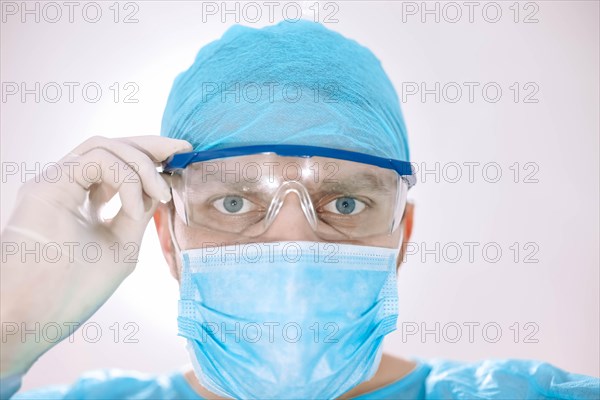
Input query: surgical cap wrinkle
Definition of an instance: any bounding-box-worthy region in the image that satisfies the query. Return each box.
[161,20,410,161]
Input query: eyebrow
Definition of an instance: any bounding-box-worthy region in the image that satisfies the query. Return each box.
[312,172,395,194]
[190,176,263,192]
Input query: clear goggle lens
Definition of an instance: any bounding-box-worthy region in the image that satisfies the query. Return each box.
[168,152,411,240]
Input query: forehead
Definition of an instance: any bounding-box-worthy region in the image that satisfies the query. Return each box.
[185,154,398,188]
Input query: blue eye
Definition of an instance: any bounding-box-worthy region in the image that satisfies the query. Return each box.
[336,197,355,214]
[323,197,366,215]
[224,196,243,213]
[213,195,256,214]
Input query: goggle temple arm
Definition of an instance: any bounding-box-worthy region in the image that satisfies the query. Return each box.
[160,171,189,227]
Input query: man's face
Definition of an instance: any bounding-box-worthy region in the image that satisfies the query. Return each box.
[154,153,414,279]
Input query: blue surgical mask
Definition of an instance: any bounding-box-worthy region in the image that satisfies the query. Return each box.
[177,241,399,399]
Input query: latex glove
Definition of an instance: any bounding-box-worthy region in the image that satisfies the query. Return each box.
[0,135,192,377]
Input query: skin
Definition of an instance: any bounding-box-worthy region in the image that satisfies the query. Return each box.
[154,173,416,399]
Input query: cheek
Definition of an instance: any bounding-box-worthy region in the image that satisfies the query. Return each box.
[173,218,404,250]
[355,229,403,250]
[174,217,256,250]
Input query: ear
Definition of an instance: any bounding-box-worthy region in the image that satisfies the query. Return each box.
[397,201,415,269]
[153,203,180,281]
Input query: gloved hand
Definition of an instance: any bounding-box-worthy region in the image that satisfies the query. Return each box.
[0,136,192,377]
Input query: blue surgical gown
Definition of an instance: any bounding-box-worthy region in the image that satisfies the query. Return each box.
[6,359,600,399]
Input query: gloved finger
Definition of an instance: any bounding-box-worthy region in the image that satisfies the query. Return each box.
[116,136,193,162]
[110,191,160,240]
[71,135,192,163]
[86,168,143,222]
[88,180,118,208]
[73,148,146,220]
[70,136,172,202]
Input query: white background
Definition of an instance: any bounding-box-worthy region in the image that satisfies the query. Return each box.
[1,0,598,390]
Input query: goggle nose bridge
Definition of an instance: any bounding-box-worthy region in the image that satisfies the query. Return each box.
[263,180,318,232]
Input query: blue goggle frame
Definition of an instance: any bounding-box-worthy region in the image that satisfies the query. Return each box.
[163,144,416,189]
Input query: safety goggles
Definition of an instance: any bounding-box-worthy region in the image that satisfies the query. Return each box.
[162,145,415,241]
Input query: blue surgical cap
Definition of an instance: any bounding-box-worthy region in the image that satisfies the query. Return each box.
[161,19,410,161]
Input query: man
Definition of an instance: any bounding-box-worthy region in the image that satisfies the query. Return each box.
[2,20,598,400]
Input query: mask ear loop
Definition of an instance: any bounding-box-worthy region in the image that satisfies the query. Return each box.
[393,177,410,266]
[166,201,185,281]
[167,200,182,256]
